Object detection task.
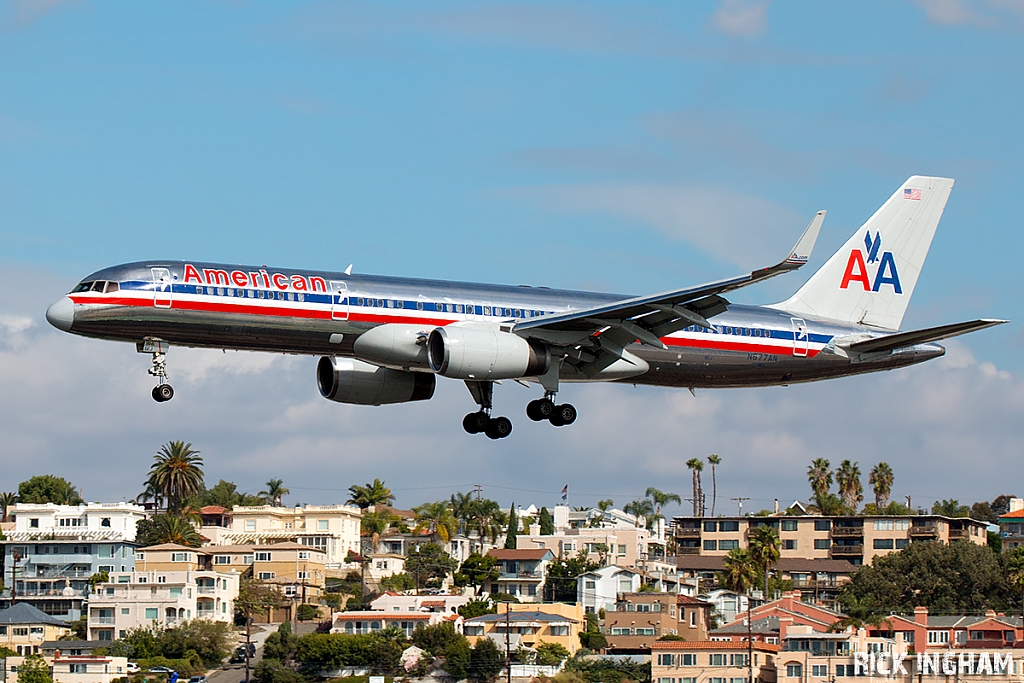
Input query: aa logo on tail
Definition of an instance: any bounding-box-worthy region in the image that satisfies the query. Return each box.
[840,231,902,293]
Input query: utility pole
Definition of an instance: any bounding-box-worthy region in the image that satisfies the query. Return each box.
[731,497,750,516]
[10,550,20,605]
[906,495,912,511]
[746,591,753,683]
[504,601,512,683]
[474,484,483,501]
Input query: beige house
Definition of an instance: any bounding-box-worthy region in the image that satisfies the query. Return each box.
[652,639,780,683]
[517,527,650,568]
[86,569,238,641]
[485,549,554,602]
[604,594,713,652]
[330,610,461,637]
[673,514,987,566]
[0,604,70,656]
[200,504,362,569]
[464,602,583,655]
[6,654,130,683]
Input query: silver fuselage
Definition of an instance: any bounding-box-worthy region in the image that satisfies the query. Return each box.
[54,260,944,389]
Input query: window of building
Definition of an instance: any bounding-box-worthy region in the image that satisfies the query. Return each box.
[58,518,84,527]
[783,540,797,550]
[13,628,28,636]
[0,627,7,635]
[873,539,895,550]
[245,520,256,531]
[811,665,828,677]
[297,571,309,580]
[814,520,831,531]
[585,580,596,590]
[635,628,655,636]
[873,520,894,531]
[258,572,275,580]
[215,555,231,565]
[157,576,166,583]
[709,654,726,666]
[284,586,297,597]
[895,539,909,549]
[729,655,748,666]
[781,520,798,532]
[98,565,114,573]
[121,608,130,615]
[719,540,739,551]
[118,575,129,583]
[29,519,39,528]
[814,539,830,550]
[255,552,271,562]
[101,518,111,527]
[657,654,674,666]
[928,630,949,644]
[243,555,254,565]
[146,608,158,620]
[465,625,485,636]
[786,664,802,677]
[689,611,696,628]
[318,520,329,531]
[298,551,310,559]
[169,588,183,597]
[703,540,717,551]
[69,664,87,673]
[680,654,696,666]
[617,544,627,555]
[704,521,717,532]
[98,546,113,559]
[719,521,740,532]
[171,552,190,562]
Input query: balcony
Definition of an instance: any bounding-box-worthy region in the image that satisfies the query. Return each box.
[791,579,841,590]
[675,546,701,555]
[910,526,938,538]
[830,527,864,538]
[830,545,864,557]
[675,528,701,538]
[89,616,115,625]
[197,586,217,594]
[500,571,543,580]
[949,528,970,541]
[196,610,217,619]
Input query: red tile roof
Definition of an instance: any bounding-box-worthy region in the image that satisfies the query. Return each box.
[677,595,712,606]
[1001,509,1024,519]
[652,640,780,653]
[200,505,228,514]
[421,600,446,607]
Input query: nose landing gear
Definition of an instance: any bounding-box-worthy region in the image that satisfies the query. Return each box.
[139,339,174,403]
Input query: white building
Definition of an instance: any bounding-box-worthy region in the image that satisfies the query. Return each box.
[577,566,641,614]
[86,569,239,641]
[369,592,470,614]
[700,588,755,625]
[6,654,130,683]
[5,503,146,542]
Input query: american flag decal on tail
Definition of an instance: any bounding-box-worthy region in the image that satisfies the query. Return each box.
[904,188,922,200]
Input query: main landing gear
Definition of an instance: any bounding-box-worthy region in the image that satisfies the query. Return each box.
[140,339,174,403]
[463,381,513,439]
[526,395,577,427]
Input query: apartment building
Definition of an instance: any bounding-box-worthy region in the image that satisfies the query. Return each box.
[1,503,145,619]
[200,504,361,568]
[577,566,642,614]
[676,556,856,607]
[517,527,650,569]
[651,640,780,683]
[464,602,583,655]
[0,603,70,655]
[485,549,554,602]
[710,591,844,644]
[331,610,461,637]
[86,568,238,641]
[5,654,130,683]
[867,606,1024,653]
[999,498,1024,552]
[368,592,469,614]
[673,514,987,566]
[776,624,897,681]
[603,593,713,652]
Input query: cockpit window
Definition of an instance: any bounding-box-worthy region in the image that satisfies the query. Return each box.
[90,281,106,292]
[104,282,119,293]
[71,282,94,293]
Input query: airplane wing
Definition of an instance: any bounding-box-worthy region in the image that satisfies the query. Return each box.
[846,319,1008,355]
[515,211,825,352]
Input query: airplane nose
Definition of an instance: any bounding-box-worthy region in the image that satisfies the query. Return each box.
[46,297,75,332]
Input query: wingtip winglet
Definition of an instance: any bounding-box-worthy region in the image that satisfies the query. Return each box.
[784,210,825,266]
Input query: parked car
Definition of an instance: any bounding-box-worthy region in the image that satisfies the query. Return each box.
[126,663,140,674]
[147,666,175,673]
[189,676,207,683]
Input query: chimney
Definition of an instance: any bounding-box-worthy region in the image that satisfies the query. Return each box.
[1011,498,1024,514]
[774,499,779,514]
[779,615,793,640]
[914,606,929,626]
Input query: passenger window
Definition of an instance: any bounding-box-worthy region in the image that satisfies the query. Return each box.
[105,282,119,293]
[484,306,491,315]
[417,302,424,310]
[396,300,404,309]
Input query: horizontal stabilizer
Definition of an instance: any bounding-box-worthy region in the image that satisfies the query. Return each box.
[846,319,1008,355]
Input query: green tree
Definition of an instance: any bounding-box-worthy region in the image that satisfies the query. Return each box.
[504,503,518,549]
[412,622,466,658]
[1005,547,1024,619]
[237,579,284,680]
[932,499,971,517]
[188,480,264,510]
[297,603,320,621]
[379,572,415,593]
[589,499,614,528]
[535,642,570,666]
[370,638,405,675]
[807,458,832,510]
[253,658,304,683]
[361,508,400,552]
[346,479,394,509]
[835,460,863,512]
[623,498,654,528]
[147,441,204,513]
[470,638,505,680]
[645,488,682,519]
[718,548,758,594]
[413,501,458,544]
[468,498,507,544]
[18,655,53,683]
[259,478,290,506]
[0,492,18,521]
[454,553,499,594]
[685,458,704,516]
[263,622,298,663]
[450,492,476,535]
[544,555,600,602]
[135,514,202,547]
[444,637,472,680]
[458,598,496,619]
[992,495,1016,517]
[538,507,555,535]
[973,501,998,524]
[869,462,894,509]
[748,525,781,597]
[17,475,83,505]
[406,543,458,590]
[707,454,722,516]
[838,540,1009,618]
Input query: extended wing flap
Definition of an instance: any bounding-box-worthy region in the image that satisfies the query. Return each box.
[846,319,1008,355]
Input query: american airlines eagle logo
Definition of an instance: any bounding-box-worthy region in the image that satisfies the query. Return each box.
[840,230,902,293]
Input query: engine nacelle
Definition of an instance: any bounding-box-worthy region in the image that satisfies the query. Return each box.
[317,356,435,406]
[427,326,550,381]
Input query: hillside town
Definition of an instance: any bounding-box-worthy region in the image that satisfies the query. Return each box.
[1,444,1024,683]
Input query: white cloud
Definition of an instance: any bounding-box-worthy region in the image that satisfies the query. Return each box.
[1,0,83,30]
[909,0,1024,28]
[710,0,770,37]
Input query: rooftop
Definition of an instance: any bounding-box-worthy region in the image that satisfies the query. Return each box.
[652,640,781,653]
[0,603,70,627]
[487,548,553,561]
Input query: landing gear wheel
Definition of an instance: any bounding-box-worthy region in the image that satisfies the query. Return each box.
[463,412,489,434]
[485,416,513,440]
[549,403,576,426]
[527,398,556,421]
[152,384,174,402]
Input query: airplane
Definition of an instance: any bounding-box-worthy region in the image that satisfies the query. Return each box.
[46,176,1005,439]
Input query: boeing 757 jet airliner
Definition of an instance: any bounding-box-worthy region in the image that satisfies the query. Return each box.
[46,177,1005,439]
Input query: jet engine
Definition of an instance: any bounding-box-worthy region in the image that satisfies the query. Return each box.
[427,326,549,381]
[317,356,435,406]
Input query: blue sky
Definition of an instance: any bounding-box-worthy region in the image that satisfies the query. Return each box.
[1,0,1022,513]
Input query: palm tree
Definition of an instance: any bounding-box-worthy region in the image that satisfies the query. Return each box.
[590,499,614,528]
[685,458,705,516]
[412,500,458,544]
[0,492,18,522]
[645,488,682,518]
[147,441,204,514]
[467,499,507,544]
[346,478,395,509]
[623,499,654,528]
[718,547,758,594]
[807,458,832,507]
[707,454,721,516]
[259,478,290,506]
[869,463,894,509]
[361,509,400,553]
[835,460,863,512]
[748,525,781,598]
[138,513,202,547]
[450,492,476,535]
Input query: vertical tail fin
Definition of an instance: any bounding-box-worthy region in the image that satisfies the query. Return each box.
[772,176,954,330]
